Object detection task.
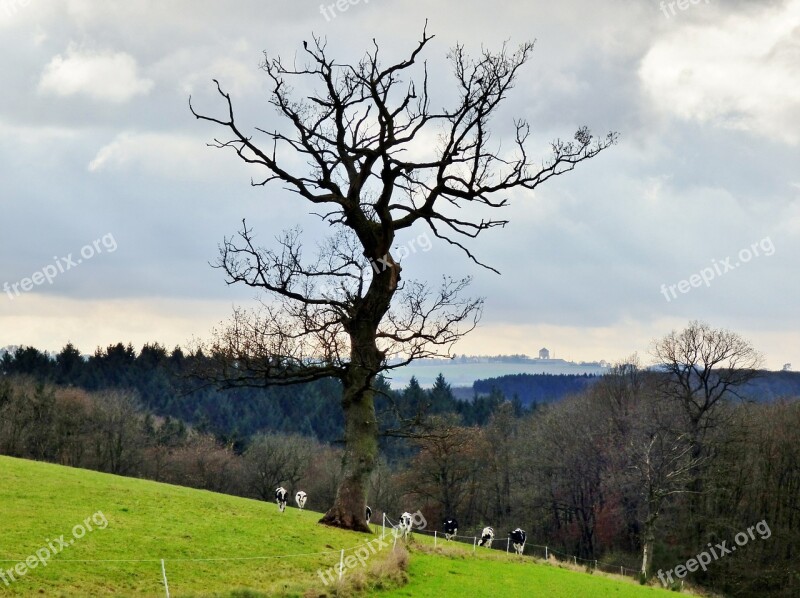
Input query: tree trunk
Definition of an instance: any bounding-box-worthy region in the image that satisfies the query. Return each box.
[641,508,658,578]
[641,531,653,578]
[319,349,380,532]
[319,248,397,532]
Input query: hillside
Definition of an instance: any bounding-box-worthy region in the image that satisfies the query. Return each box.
[0,456,681,597]
[388,359,609,388]
[471,372,599,406]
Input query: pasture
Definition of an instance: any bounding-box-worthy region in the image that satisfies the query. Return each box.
[0,456,682,596]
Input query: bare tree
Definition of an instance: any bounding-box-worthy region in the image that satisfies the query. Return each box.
[243,432,314,501]
[624,385,701,578]
[190,26,616,530]
[651,320,763,456]
[90,391,145,476]
[402,415,484,519]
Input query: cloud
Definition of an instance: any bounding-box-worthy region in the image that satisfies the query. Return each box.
[1,0,796,371]
[38,43,154,103]
[639,0,800,144]
[87,131,247,180]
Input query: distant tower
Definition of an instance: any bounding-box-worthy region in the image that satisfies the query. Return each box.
[539,347,550,360]
[783,363,792,372]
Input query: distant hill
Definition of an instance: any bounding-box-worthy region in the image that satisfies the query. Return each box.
[742,370,800,401]
[471,373,600,406]
[386,357,609,389]
[470,370,800,407]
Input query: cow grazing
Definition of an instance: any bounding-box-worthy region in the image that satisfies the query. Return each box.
[443,517,458,541]
[478,526,494,548]
[295,491,307,510]
[275,487,288,512]
[398,512,414,540]
[365,506,372,522]
[510,528,526,555]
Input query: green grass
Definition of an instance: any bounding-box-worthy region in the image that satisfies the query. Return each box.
[380,549,676,597]
[0,456,680,597]
[0,456,375,596]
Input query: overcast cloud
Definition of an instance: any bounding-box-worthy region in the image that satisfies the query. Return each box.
[1,0,798,369]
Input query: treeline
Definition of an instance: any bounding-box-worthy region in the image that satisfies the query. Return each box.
[472,370,800,407]
[0,344,518,459]
[472,372,598,406]
[0,377,350,507]
[1,343,344,447]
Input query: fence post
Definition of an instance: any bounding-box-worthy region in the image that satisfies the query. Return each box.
[434,531,437,548]
[382,513,386,539]
[506,537,510,553]
[161,559,170,598]
[574,556,577,565]
[595,559,598,569]
[620,566,623,575]
[545,546,548,560]
[473,536,476,553]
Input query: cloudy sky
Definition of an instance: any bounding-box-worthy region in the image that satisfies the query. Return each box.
[1,0,798,370]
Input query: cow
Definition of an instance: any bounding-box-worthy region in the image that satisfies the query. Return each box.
[510,528,526,555]
[478,526,494,548]
[443,517,458,541]
[398,512,414,540]
[295,490,307,510]
[365,505,372,522]
[275,487,288,512]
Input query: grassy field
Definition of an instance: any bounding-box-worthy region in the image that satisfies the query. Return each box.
[0,456,680,596]
[381,549,677,597]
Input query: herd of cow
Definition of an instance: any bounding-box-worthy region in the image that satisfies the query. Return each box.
[274,487,528,555]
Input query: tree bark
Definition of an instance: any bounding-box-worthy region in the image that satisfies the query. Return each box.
[319,330,382,532]
[641,524,654,577]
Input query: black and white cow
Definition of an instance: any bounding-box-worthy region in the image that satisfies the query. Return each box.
[478,526,494,548]
[295,490,307,510]
[275,487,288,512]
[442,517,458,541]
[398,512,414,540]
[510,528,526,555]
[365,506,372,522]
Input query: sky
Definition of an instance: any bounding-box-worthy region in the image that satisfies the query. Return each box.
[1,0,798,370]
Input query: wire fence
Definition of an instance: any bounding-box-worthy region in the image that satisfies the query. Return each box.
[0,535,383,597]
[381,514,642,579]
[1,510,641,596]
